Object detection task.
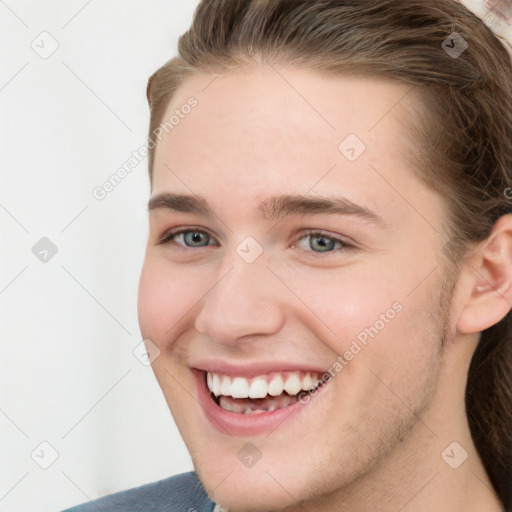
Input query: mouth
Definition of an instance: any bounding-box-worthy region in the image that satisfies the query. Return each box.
[191,362,327,435]
[204,370,322,415]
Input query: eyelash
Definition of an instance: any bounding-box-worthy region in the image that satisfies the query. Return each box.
[157,227,355,255]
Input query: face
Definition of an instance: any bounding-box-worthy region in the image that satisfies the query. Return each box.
[137,67,451,511]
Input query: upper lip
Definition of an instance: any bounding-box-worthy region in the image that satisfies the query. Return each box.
[191,358,326,377]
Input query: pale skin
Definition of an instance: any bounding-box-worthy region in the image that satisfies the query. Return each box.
[137,65,512,512]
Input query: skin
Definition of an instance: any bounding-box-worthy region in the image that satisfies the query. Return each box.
[137,65,512,512]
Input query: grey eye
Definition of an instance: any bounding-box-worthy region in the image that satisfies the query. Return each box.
[298,234,342,252]
[179,231,211,247]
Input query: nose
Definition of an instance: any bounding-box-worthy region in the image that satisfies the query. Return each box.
[194,258,285,346]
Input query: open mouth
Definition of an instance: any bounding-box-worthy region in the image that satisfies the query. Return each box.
[203,370,322,415]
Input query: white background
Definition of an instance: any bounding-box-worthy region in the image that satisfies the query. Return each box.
[1,1,201,510]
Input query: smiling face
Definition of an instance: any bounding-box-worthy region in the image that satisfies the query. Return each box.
[137,66,454,510]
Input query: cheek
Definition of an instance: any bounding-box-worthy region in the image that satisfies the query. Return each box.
[279,262,402,346]
[137,256,207,346]
[278,259,433,369]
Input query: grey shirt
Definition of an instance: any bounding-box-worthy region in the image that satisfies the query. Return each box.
[60,471,218,512]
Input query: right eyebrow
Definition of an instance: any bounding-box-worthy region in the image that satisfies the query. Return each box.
[148,193,213,217]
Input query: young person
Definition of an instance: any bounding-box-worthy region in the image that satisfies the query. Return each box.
[63,0,512,510]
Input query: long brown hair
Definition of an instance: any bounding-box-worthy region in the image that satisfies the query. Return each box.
[146,0,512,507]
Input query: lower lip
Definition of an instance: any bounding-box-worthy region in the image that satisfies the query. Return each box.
[192,369,322,437]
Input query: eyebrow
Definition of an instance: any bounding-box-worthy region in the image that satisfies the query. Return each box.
[148,193,384,225]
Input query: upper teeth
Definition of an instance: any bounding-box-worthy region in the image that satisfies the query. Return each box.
[206,371,320,399]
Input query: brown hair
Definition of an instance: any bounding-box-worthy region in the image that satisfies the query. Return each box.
[146,0,512,507]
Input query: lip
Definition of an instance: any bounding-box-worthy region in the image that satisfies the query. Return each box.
[192,358,326,378]
[192,368,325,437]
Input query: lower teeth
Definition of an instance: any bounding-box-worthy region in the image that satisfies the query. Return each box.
[216,393,298,414]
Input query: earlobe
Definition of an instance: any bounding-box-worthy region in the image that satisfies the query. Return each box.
[456,214,512,335]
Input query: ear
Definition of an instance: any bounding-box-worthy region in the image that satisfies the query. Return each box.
[456,214,512,334]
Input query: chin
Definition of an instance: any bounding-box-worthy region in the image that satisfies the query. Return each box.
[196,465,312,512]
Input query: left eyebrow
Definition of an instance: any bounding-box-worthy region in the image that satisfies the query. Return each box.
[257,194,385,225]
[147,192,385,226]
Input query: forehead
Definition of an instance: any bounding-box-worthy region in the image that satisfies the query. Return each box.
[151,66,433,224]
